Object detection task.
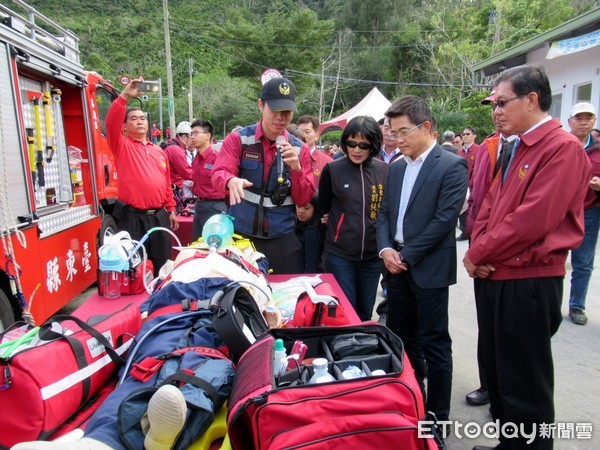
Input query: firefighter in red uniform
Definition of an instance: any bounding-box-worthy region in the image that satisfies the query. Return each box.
[106,78,178,275]
[212,77,315,273]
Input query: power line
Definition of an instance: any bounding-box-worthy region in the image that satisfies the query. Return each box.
[177,31,473,89]
[174,30,426,49]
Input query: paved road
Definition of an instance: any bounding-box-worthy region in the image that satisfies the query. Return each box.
[378,238,600,449]
[63,237,599,449]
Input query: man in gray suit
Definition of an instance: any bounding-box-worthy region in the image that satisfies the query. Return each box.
[377,95,468,421]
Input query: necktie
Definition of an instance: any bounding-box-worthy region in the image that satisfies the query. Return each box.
[187,151,194,165]
[500,138,519,183]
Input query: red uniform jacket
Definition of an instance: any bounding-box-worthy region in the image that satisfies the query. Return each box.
[458,142,480,178]
[467,119,591,280]
[106,97,176,212]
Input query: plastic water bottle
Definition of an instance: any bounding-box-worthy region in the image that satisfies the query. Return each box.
[308,358,335,384]
[202,213,234,251]
[273,339,288,377]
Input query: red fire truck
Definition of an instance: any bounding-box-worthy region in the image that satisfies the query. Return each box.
[0,1,123,329]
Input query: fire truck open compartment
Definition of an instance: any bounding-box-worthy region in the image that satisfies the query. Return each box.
[0,0,119,329]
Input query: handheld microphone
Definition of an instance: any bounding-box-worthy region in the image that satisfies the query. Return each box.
[276,135,285,183]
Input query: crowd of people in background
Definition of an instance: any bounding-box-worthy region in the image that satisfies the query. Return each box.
[102,66,598,449]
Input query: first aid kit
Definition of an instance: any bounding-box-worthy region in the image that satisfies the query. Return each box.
[227,324,440,450]
[0,303,141,448]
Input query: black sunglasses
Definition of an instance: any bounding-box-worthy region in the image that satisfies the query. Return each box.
[345,140,372,150]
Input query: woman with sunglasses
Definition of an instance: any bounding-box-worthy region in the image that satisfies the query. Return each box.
[318,116,389,321]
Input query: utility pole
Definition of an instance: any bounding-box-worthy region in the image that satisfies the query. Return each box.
[318,58,325,124]
[188,57,194,121]
[158,78,163,131]
[163,0,176,131]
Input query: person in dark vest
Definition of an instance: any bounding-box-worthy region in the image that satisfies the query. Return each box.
[212,77,315,273]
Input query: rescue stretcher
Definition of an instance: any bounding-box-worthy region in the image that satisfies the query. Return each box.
[50,273,359,450]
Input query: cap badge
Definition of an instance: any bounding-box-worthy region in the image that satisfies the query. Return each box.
[279,82,291,96]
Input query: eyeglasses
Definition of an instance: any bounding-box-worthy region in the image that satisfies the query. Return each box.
[491,96,523,110]
[389,123,423,141]
[345,140,372,150]
[191,130,209,136]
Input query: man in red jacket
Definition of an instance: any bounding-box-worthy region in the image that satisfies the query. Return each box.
[464,65,591,450]
[297,115,332,187]
[457,127,480,240]
[106,78,179,275]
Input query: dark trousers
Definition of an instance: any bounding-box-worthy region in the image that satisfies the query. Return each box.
[240,231,301,274]
[386,270,452,421]
[192,200,228,241]
[476,277,563,449]
[458,211,467,234]
[115,205,171,276]
[473,278,487,391]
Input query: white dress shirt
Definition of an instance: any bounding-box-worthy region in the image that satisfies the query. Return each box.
[394,143,435,243]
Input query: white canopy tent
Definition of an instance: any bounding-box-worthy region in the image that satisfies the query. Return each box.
[319,87,392,135]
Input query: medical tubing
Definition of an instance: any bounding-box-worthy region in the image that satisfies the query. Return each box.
[118,310,209,386]
[128,226,183,259]
[124,238,152,294]
[127,227,181,294]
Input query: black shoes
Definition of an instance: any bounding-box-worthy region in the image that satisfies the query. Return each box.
[466,387,489,406]
[569,308,588,325]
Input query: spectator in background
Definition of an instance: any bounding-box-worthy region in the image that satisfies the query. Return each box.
[377,95,467,422]
[319,116,389,321]
[464,64,591,449]
[459,126,480,170]
[150,123,161,144]
[591,128,600,139]
[377,117,402,164]
[162,121,194,211]
[190,118,227,240]
[374,116,402,325]
[441,130,459,154]
[165,126,171,140]
[297,115,332,187]
[331,143,345,160]
[105,78,178,275]
[296,194,325,273]
[453,132,463,149]
[567,102,600,326]
[212,77,314,274]
[456,127,480,240]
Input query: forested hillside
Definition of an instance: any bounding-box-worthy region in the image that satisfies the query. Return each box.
[24,0,597,138]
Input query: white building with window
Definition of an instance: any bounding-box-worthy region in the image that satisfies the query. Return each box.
[473,8,600,127]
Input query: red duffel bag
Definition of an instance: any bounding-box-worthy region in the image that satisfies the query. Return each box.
[0,303,141,449]
[227,324,443,450]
